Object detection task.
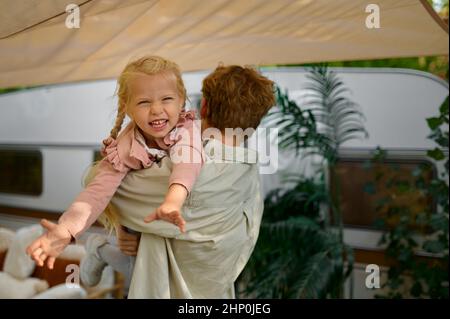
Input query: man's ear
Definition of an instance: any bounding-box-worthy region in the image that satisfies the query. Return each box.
[200,98,207,118]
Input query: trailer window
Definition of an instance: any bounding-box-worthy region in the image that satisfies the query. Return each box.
[330,157,436,230]
[0,149,43,196]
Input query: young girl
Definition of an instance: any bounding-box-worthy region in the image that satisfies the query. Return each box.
[26,55,204,271]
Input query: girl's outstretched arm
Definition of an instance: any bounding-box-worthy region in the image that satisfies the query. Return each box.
[27,159,129,268]
[58,159,129,239]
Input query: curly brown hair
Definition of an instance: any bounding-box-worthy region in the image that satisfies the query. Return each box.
[201,65,275,131]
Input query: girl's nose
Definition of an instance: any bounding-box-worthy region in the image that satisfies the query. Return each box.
[150,102,163,115]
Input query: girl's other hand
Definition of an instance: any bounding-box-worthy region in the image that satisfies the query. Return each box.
[144,202,186,233]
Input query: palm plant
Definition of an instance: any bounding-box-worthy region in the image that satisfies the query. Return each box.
[301,66,368,243]
[237,65,367,298]
[238,174,353,298]
[302,66,368,163]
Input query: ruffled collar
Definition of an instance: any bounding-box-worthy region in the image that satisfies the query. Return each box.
[162,110,197,146]
[130,110,197,165]
[134,129,167,163]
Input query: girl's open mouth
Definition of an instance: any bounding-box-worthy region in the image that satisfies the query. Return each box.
[149,119,168,131]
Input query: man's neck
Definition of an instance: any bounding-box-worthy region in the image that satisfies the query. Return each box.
[201,120,239,147]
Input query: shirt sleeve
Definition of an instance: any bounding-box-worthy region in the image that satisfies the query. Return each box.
[58,159,129,239]
[168,119,204,193]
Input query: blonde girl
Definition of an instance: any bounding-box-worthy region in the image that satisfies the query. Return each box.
[27,55,204,270]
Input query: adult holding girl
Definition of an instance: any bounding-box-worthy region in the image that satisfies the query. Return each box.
[28,55,276,298]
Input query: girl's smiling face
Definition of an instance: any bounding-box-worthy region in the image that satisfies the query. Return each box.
[126,72,183,141]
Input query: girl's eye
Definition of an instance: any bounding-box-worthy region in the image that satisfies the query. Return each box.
[138,101,150,105]
[163,97,174,101]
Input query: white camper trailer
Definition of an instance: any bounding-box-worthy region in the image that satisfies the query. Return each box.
[0,67,448,298]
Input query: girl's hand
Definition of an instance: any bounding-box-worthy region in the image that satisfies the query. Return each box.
[144,202,186,233]
[26,219,73,269]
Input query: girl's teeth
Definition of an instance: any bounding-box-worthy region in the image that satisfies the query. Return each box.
[151,120,167,127]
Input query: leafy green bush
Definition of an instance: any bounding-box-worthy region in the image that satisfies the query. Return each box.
[366,97,449,299]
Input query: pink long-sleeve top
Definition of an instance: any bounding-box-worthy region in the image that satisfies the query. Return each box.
[59,111,204,239]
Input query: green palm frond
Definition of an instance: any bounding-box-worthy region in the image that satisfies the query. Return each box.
[263,216,321,236]
[264,86,321,157]
[263,65,368,165]
[294,251,333,299]
[304,65,368,159]
[239,214,351,299]
[263,176,328,222]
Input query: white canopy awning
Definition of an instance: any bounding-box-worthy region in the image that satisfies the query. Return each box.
[0,0,448,87]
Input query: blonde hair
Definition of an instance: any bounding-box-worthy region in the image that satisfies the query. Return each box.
[98,202,120,235]
[100,55,187,232]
